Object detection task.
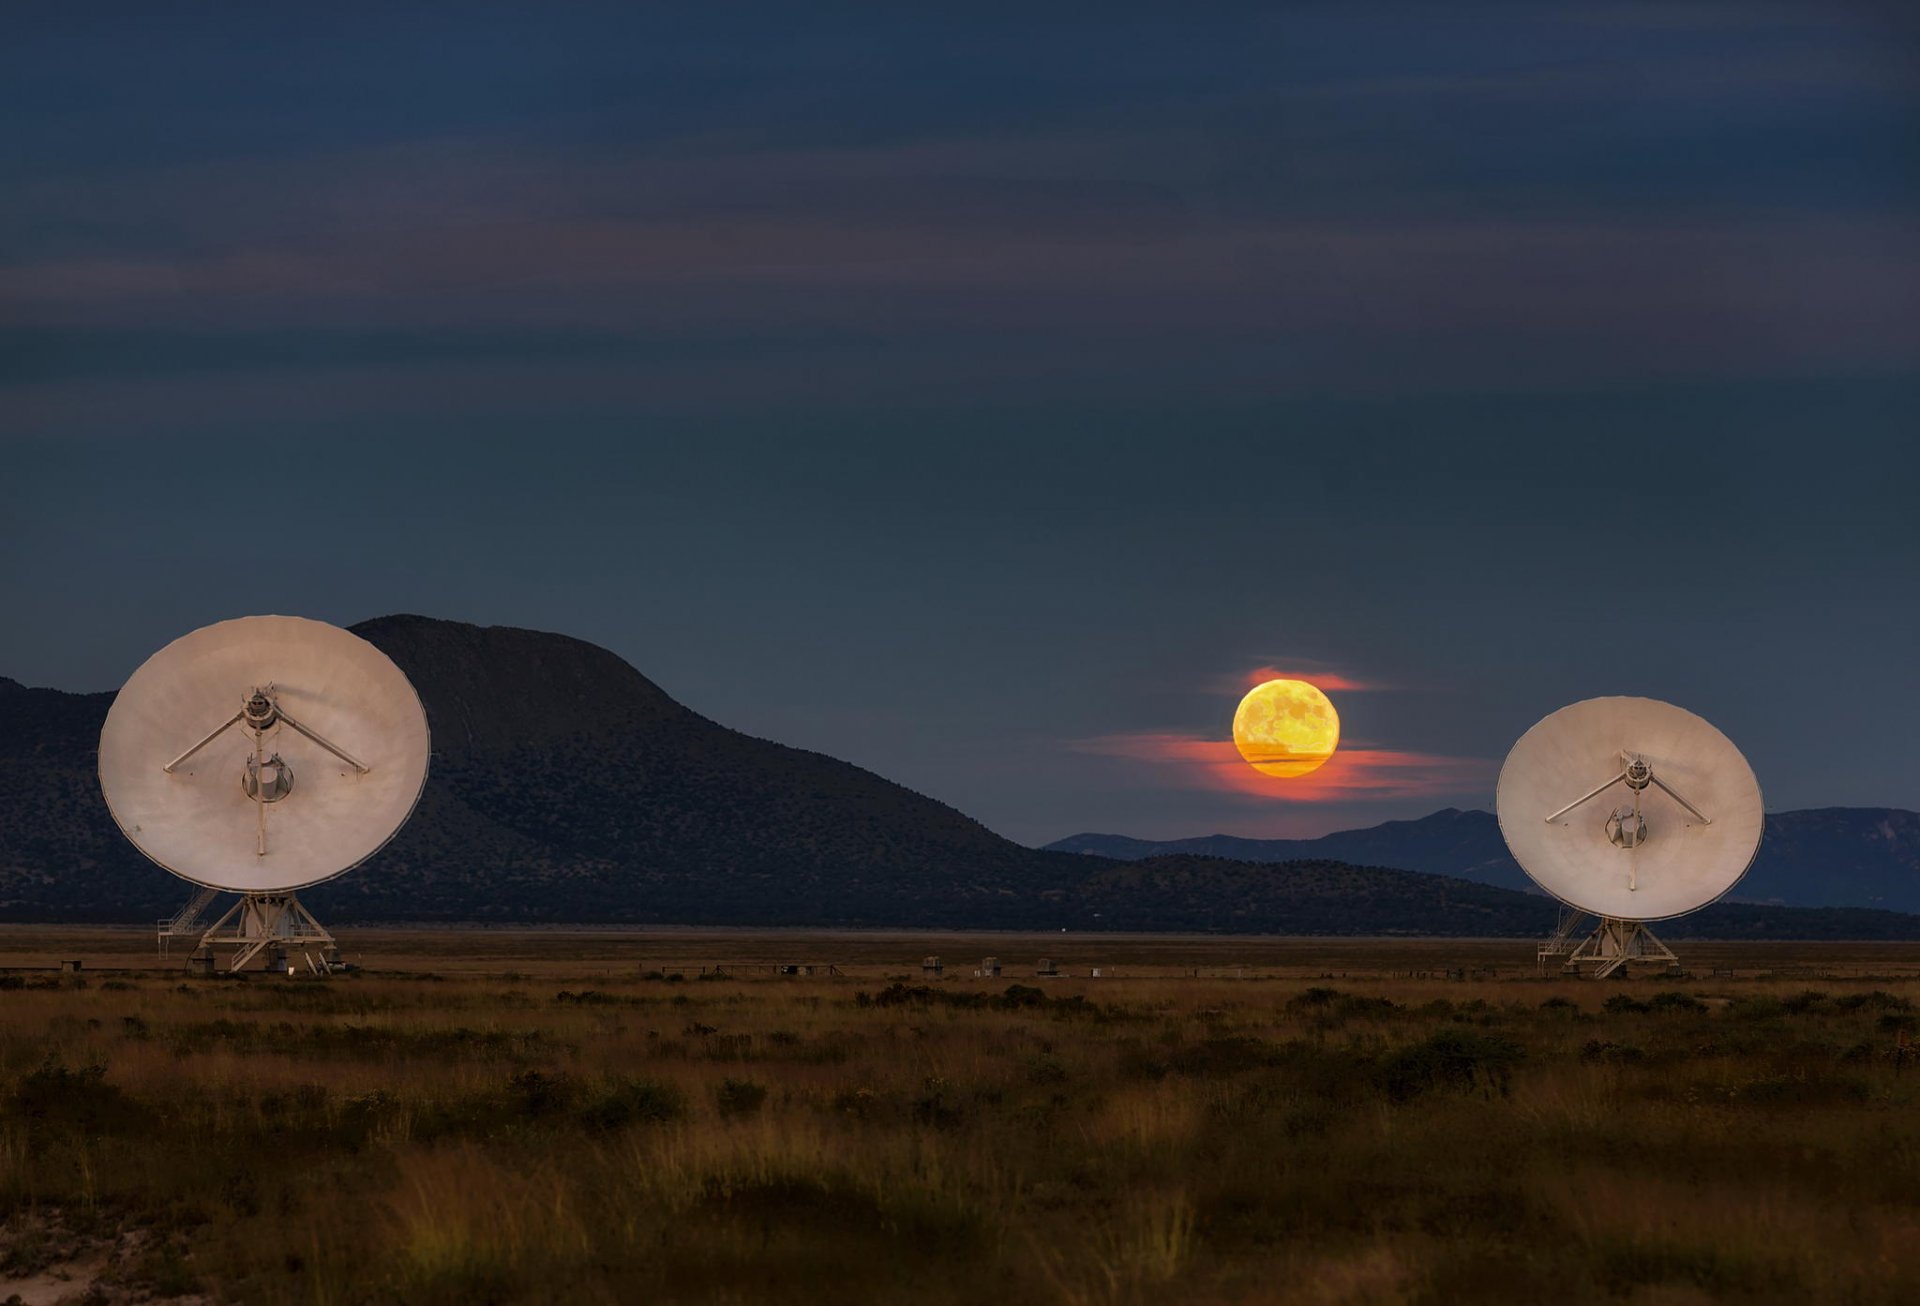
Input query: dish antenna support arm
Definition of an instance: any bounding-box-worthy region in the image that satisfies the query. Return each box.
[1543,753,1713,826]
[162,711,245,774]
[1542,769,1630,824]
[275,708,371,774]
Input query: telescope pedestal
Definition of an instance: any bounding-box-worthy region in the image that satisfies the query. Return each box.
[1563,917,1678,979]
[196,892,337,974]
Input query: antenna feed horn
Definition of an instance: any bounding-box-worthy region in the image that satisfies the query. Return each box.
[1622,752,1653,790]
[243,690,279,730]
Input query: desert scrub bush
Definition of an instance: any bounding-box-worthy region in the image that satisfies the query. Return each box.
[1166,1036,1285,1077]
[1376,1031,1523,1102]
[1287,987,1400,1022]
[694,1172,986,1261]
[1647,991,1708,1013]
[129,1237,203,1298]
[368,1071,684,1143]
[1580,1039,1647,1065]
[1593,1239,1802,1298]
[854,982,1106,1019]
[910,1076,966,1129]
[1024,1053,1069,1085]
[578,1077,684,1130]
[1734,1074,1872,1108]
[827,1086,890,1122]
[165,1019,559,1061]
[858,983,982,1010]
[714,1077,768,1118]
[1781,990,1833,1015]
[9,1062,151,1135]
[1836,990,1912,1013]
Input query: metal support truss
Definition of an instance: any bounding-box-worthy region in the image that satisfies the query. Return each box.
[1563,917,1679,979]
[193,892,339,975]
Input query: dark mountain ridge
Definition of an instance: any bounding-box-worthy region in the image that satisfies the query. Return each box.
[1050,808,1529,891]
[1048,805,1920,913]
[2,615,1917,939]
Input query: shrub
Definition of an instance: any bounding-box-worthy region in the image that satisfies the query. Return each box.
[1287,988,1399,1020]
[582,1077,684,1130]
[1025,1054,1069,1084]
[1603,994,1650,1015]
[1168,1037,1281,1077]
[1735,1075,1871,1107]
[715,1077,768,1118]
[11,1062,151,1134]
[1376,1032,1523,1102]
[1336,994,1400,1018]
[1648,992,1707,1014]
[830,1087,884,1120]
[859,983,983,1010]
[1580,1040,1647,1065]
[507,1069,575,1119]
[1836,990,1912,1013]
[912,1076,963,1129]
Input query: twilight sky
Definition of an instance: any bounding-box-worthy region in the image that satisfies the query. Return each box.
[3,3,1916,845]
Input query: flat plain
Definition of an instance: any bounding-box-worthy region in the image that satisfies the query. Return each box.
[3,929,1919,1304]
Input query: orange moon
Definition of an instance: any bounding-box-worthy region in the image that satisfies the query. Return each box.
[1233,679,1340,778]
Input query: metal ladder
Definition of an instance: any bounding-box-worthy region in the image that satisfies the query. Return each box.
[1537,906,1590,972]
[156,885,223,956]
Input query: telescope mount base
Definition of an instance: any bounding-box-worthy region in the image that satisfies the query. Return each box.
[193,892,340,975]
[1562,917,1679,979]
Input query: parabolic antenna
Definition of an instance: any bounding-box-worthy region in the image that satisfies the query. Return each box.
[1496,696,1763,975]
[98,616,429,971]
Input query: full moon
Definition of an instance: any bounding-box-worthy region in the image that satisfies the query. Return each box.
[1233,679,1340,778]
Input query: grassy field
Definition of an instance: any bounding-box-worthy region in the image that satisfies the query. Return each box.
[3,930,1919,1304]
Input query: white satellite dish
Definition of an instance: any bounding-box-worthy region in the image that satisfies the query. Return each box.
[98,615,429,972]
[1496,696,1763,977]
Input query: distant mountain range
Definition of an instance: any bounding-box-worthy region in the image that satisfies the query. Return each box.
[3,615,1917,939]
[1046,805,1920,913]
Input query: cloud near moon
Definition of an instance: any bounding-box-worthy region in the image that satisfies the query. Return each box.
[1072,732,1491,804]
[1238,664,1387,693]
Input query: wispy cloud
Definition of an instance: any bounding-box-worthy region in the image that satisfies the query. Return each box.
[1234,662,1389,693]
[1071,731,1491,804]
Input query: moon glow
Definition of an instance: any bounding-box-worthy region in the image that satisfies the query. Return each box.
[1233,679,1340,778]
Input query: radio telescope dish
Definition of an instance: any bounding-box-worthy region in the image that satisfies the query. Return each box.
[1496,697,1762,975]
[98,616,429,971]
